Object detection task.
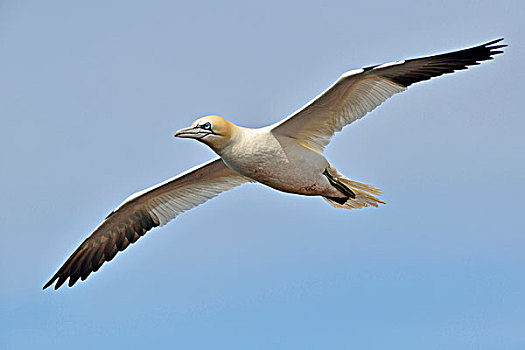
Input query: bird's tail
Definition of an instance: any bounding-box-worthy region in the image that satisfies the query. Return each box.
[323,169,385,210]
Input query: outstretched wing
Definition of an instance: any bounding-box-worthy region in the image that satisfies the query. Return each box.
[44,158,251,290]
[272,39,506,153]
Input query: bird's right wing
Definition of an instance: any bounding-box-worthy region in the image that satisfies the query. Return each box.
[271,39,506,153]
[44,157,252,290]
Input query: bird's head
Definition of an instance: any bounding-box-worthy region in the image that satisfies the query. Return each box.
[174,115,238,153]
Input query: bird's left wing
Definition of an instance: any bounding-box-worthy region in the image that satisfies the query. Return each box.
[43,157,252,290]
[271,39,506,153]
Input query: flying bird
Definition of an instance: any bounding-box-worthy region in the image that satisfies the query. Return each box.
[44,39,506,290]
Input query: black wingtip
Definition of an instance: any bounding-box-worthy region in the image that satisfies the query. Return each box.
[484,38,507,51]
[485,38,504,45]
[43,278,54,290]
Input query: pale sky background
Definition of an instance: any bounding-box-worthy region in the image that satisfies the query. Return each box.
[1,1,524,349]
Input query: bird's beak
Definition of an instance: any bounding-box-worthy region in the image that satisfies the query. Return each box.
[174,126,212,139]
[174,126,199,138]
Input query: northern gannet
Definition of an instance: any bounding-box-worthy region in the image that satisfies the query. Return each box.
[44,39,505,290]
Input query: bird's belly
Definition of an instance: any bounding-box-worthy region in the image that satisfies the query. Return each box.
[246,163,326,195]
[222,140,332,196]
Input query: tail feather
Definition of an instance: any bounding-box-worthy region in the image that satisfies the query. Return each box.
[324,175,385,210]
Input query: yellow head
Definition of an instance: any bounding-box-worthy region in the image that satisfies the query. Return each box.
[174,115,238,153]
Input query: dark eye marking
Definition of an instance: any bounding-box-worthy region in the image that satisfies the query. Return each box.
[200,122,212,130]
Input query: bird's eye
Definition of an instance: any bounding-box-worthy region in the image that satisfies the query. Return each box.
[201,122,212,130]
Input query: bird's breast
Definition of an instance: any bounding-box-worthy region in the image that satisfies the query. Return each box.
[220,131,330,195]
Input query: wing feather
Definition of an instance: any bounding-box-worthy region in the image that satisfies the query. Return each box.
[272,39,506,152]
[44,158,251,290]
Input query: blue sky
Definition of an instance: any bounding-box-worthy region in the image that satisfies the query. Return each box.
[1,1,524,349]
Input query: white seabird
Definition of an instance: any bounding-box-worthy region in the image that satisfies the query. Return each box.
[44,39,506,290]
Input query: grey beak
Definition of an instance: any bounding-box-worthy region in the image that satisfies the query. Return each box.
[174,126,198,138]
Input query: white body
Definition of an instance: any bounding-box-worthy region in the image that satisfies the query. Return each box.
[218,127,340,197]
